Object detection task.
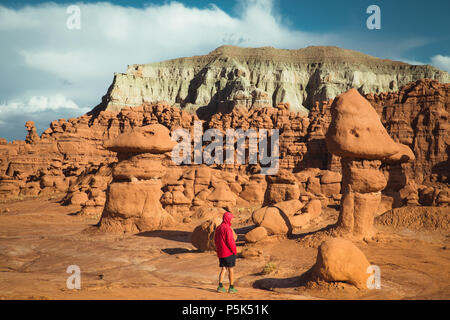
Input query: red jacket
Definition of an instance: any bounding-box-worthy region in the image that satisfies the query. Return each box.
[214,212,237,258]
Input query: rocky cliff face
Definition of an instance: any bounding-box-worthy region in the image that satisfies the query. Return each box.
[97,45,449,117]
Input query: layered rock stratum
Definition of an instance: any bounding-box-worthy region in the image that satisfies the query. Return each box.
[94,45,449,117]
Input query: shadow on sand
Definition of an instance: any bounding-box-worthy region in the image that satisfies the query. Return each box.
[253,270,312,291]
[136,230,192,243]
[161,247,200,255]
[287,224,336,241]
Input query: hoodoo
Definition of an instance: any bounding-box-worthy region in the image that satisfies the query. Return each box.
[325,89,415,239]
[98,124,177,233]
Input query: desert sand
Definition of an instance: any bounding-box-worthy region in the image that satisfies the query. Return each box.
[1,195,448,300]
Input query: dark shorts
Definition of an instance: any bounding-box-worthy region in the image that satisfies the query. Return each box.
[219,254,236,268]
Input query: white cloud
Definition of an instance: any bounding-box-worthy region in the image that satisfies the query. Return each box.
[431,54,450,73]
[0,95,90,141]
[19,49,113,80]
[0,5,41,29]
[0,95,88,116]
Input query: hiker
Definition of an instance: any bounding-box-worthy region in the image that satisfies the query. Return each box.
[214,211,238,293]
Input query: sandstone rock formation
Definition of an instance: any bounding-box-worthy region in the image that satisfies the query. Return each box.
[325,89,415,239]
[25,121,40,144]
[245,198,322,242]
[98,45,449,117]
[0,113,118,202]
[97,124,177,233]
[308,238,372,289]
[244,226,268,243]
[290,199,322,228]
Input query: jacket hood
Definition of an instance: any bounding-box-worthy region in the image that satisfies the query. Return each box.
[222,212,233,226]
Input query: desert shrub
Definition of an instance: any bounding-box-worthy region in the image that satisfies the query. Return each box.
[262,262,277,275]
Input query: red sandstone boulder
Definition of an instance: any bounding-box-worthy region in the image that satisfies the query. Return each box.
[104,124,176,154]
[240,175,267,204]
[99,180,174,233]
[348,165,388,193]
[326,89,402,160]
[244,226,268,243]
[70,191,89,205]
[320,171,342,184]
[207,183,237,208]
[113,154,166,181]
[309,238,372,289]
[290,199,322,228]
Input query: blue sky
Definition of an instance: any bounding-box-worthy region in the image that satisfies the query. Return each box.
[0,0,449,141]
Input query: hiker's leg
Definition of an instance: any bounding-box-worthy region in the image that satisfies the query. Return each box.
[219,267,226,284]
[228,267,234,286]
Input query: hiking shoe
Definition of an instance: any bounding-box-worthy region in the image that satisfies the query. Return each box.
[228,287,238,293]
[217,285,226,293]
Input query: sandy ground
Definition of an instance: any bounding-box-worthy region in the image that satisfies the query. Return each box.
[0,196,449,300]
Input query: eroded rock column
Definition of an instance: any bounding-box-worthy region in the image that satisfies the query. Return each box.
[337,158,386,238]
